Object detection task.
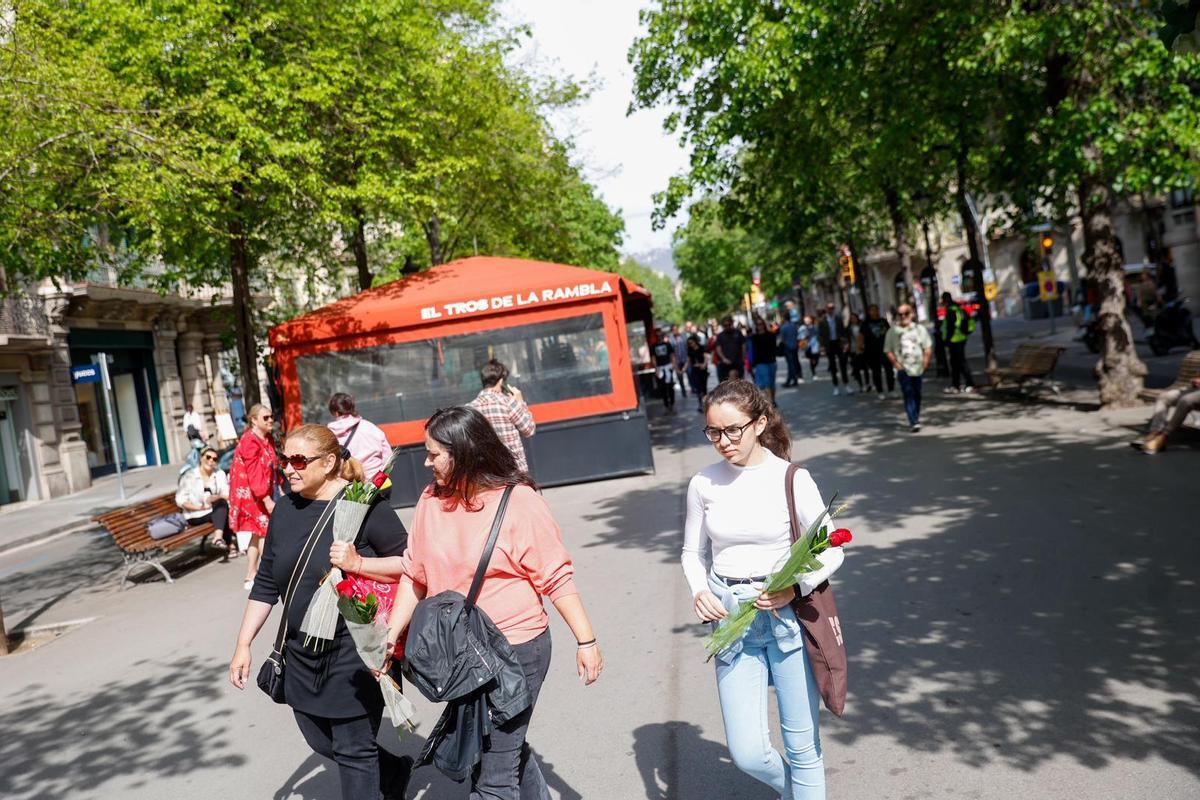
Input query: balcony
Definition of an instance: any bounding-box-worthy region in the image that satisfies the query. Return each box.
[0,296,52,343]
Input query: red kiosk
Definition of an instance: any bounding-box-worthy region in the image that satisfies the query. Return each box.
[270,256,656,505]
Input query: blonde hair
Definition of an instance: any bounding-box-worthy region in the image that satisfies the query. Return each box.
[285,423,365,483]
[247,403,271,422]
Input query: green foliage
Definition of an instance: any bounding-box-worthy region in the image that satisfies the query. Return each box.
[612,257,680,324]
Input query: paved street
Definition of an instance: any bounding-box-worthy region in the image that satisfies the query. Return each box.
[1,379,1198,800]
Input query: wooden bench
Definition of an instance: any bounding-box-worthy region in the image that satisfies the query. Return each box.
[1139,350,1200,429]
[986,343,1067,393]
[93,493,216,590]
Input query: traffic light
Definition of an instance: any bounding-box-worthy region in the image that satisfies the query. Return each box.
[838,253,856,285]
[1040,234,1054,254]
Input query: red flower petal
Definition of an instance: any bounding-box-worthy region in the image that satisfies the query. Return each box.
[372,471,388,488]
[829,528,853,547]
[335,578,356,596]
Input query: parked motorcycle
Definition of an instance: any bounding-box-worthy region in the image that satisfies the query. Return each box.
[1147,297,1200,356]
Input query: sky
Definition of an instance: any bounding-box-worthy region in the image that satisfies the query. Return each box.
[501,0,690,257]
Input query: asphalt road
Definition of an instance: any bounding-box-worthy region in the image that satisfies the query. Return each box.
[1,382,1198,800]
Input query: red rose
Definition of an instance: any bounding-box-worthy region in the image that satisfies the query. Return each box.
[829,528,853,547]
[371,471,388,489]
[335,578,357,597]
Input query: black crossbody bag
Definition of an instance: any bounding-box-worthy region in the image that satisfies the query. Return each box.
[256,488,345,704]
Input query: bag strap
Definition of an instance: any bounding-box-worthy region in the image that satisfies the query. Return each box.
[342,421,361,449]
[465,485,515,612]
[784,463,802,545]
[270,486,346,652]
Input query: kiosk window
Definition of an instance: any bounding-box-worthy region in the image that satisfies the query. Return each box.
[295,313,613,424]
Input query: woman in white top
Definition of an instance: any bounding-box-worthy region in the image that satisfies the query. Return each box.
[176,446,233,560]
[683,379,843,800]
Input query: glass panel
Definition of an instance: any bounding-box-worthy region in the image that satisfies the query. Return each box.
[294,313,613,424]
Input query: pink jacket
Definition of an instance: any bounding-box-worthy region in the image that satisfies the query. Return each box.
[328,415,393,478]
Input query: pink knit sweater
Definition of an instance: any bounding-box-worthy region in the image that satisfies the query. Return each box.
[399,484,578,645]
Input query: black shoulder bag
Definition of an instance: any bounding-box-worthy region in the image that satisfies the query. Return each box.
[256,488,344,704]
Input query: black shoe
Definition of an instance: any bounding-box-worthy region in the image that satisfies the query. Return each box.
[384,755,414,800]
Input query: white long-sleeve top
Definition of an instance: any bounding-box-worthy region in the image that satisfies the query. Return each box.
[682,449,844,598]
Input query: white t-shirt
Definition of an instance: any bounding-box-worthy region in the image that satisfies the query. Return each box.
[183,410,204,435]
[682,449,844,598]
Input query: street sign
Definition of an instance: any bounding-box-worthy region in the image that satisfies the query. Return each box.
[1038,270,1059,301]
[71,364,101,384]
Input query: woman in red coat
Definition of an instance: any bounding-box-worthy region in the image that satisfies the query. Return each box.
[228,404,279,590]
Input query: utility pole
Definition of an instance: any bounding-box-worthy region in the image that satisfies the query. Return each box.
[95,352,126,501]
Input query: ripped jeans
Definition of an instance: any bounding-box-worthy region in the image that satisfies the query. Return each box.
[709,574,825,800]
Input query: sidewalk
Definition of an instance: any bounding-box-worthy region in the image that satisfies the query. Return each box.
[0,465,180,554]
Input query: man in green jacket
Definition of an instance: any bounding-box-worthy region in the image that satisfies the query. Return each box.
[940,292,976,394]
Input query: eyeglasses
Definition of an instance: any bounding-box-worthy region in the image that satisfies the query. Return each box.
[281,453,322,470]
[701,419,758,444]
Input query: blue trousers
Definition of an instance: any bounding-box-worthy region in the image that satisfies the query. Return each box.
[897,370,923,425]
[715,610,825,799]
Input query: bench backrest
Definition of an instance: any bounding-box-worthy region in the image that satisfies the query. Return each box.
[1173,350,1200,387]
[1010,344,1065,373]
[94,493,187,551]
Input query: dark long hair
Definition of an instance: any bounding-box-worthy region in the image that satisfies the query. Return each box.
[703,379,792,460]
[426,406,536,510]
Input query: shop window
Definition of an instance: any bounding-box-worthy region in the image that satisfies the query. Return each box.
[294,313,613,425]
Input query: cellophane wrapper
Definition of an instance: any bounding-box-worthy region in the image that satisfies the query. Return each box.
[299,499,371,647]
[344,615,418,733]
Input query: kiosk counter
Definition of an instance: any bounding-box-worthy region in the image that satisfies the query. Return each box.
[269,256,656,505]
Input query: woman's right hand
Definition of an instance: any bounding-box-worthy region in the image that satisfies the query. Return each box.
[694,590,728,622]
[329,541,357,571]
[229,643,252,690]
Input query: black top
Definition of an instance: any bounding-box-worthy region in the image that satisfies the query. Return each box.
[250,491,408,718]
[715,329,745,364]
[750,331,778,365]
[651,340,674,367]
[687,337,707,368]
[862,317,890,354]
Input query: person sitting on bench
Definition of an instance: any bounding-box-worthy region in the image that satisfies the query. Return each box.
[1132,377,1200,454]
[177,446,232,558]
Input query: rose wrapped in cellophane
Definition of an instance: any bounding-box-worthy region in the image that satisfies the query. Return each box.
[704,496,853,660]
[336,575,418,734]
[300,467,391,648]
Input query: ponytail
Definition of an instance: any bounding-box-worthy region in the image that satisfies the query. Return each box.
[339,456,365,483]
[704,379,792,460]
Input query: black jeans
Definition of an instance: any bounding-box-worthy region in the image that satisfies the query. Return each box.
[187,499,230,546]
[472,629,553,800]
[689,366,709,404]
[715,362,743,382]
[866,352,895,393]
[293,704,406,800]
[947,341,975,389]
[806,351,821,378]
[826,349,849,386]
[849,353,867,389]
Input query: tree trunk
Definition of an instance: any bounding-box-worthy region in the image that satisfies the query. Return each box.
[0,596,9,655]
[425,216,444,266]
[228,184,260,410]
[1079,176,1147,408]
[955,146,996,370]
[884,188,915,305]
[351,206,372,291]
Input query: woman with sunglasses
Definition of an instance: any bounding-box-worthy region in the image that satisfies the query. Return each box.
[328,406,603,799]
[228,403,280,590]
[683,379,844,800]
[229,424,410,800]
[176,446,233,560]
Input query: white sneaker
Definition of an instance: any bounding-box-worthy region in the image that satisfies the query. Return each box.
[846,385,856,395]
[877,392,886,400]
[911,423,921,433]
[943,386,959,394]
[961,386,976,394]
[832,387,841,396]
[796,378,805,385]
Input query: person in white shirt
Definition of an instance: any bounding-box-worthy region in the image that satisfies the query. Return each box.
[183,404,205,442]
[683,379,843,800]
[176,447,233,559]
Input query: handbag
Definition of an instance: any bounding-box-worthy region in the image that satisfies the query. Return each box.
[256,487,344,704]
[147,512,187,540]
[785,463,848,717]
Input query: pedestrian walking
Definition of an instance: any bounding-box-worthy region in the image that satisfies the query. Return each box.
[750,316,780,405]
[714,316,747,382]
[228,404,280,590]
[177,445,233,560]
[652,329,677,412]
[228,424,411,800]
[779,313,803,386]
[799,315,822,381]
[817,304,852,395]
[469,359,537,473]
[687,333,710,412]
[884,304,933,432]
[670,324,690,398]
[328,393,394,478]
[1130,376,1200,454]
[684,379,844,799]
[940,293,976,394]
[861,304,895,398]
[182,403,206,471]
[847,312,867,394]
[341,406,603,798]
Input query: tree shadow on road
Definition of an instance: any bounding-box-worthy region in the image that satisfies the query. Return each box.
[0,654,245,799]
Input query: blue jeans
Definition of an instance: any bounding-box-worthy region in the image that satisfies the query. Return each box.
[897,370,922,425]
[710,580,825,799]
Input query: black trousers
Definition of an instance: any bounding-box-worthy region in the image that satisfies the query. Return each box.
[187,499,230,546]
[716,362,744,382]
[947,341,975,389]
[826,349,849,386]
[656,369,675,408]
[689,366,709,404]
[806,351,821,377]
[866,352,895,393]
[849,353,867,389]
[293,704,407,800]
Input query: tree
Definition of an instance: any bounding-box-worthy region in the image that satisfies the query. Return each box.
[613,256,681,323]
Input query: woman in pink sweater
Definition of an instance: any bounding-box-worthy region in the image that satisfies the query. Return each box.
[329,406,603,799]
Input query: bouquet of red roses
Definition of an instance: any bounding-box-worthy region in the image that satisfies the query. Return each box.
[335,575,417,734]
